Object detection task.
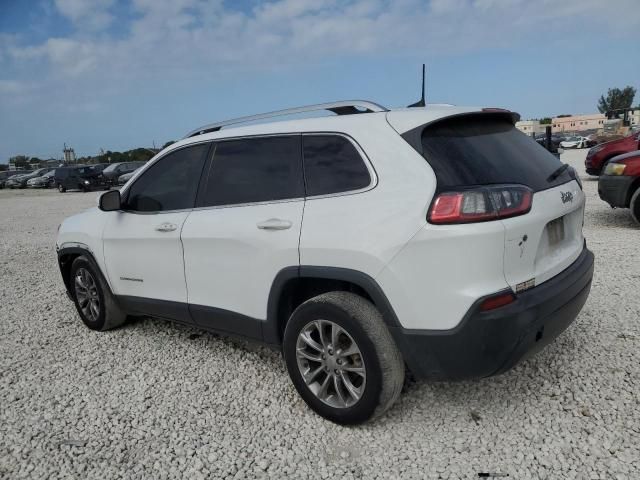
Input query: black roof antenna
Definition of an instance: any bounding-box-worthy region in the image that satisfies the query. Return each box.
[408,64,426,108]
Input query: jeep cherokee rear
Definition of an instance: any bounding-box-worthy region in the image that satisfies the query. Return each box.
[56,100,594,424]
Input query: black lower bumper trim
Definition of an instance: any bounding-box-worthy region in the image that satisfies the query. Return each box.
[598,175,635,208]
[391,247,594,380]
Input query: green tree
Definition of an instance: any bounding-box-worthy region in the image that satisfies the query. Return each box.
[9,155,29,169]
[162,141,175,149]
[597,86,636,113]
[539,118,552,124]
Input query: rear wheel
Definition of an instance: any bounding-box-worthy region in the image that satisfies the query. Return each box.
[283,292,404,425]
[70,256,127,331]
[630,188,640,226]
[58,184,66,193]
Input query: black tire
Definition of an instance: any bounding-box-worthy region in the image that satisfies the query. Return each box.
[69,256,127,331]
[58,184,66,193]
[283,292,404,425]
[630,187,640,226]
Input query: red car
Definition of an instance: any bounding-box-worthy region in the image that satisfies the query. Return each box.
[585,131,640,175]
[598,150,640,224]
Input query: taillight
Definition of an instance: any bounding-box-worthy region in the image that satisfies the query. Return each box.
[429,185,532,224]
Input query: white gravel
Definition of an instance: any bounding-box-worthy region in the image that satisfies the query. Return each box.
[1,149,639,479]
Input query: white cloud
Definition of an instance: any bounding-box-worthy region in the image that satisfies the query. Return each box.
[54,0,115,30]
[3,0,640,98]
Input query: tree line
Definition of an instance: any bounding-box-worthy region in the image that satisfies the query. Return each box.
[3,141,175,171]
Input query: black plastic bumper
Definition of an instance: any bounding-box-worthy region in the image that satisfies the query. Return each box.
[598,175,635,208]
[390,246,594,380]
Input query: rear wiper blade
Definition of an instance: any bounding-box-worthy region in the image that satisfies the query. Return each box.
[547,163,569,183]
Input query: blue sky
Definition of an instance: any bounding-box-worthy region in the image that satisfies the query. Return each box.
[1,0,639,161]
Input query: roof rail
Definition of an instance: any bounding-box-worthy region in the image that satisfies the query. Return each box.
[184,100,388,138]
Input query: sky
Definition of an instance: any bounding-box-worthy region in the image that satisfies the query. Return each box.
[1,0,639,161]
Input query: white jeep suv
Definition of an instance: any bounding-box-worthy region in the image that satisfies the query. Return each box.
[56,101,594,424]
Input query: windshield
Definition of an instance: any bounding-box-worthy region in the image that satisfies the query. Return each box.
[419,114,573,192]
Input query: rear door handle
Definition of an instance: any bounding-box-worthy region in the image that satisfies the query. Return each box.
[257,218,292,230]
[155,222,177,232]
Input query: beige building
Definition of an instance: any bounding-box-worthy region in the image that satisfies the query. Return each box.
[515,120,548,136]
[552,113,606,133]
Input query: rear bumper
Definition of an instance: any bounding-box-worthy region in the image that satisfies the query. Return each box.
[598,175,635,208]
[390,246,594,380]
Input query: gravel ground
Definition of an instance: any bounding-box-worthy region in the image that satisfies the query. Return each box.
[1,149,639,479]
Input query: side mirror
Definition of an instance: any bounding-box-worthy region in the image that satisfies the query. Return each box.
[99,190,121,211]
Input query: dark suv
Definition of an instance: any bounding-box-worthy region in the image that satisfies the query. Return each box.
[102,162,146,185]
[54,166,109,193]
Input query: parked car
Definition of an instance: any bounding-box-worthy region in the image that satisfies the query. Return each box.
[534,134,563,153]
[0,170,29,188]
[27,170,56,188]
[560,136,589,149]
[598,150,640,224]
[54,165,110,192]
[584,133,599,148]
[6,168,55,188]
[56,100,593,424]
[585,131,640,175]
[116,168,141,185]
[102,162,146,185]
[5,173,32,189]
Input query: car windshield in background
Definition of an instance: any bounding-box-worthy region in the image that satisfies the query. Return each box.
[420,114,572,192]
[102,164,120,173]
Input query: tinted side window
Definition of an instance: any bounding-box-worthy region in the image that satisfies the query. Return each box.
[302,135,371,196]
[126,144,208,212]
[201,136,304,207]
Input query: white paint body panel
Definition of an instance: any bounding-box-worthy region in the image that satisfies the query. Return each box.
[502,180,584,289]
[181,201,304,319]
[376,220,508,330]
[102,211,191,303]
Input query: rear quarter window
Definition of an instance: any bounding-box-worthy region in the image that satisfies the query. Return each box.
[416,114,572,192]
[302,135,371,196]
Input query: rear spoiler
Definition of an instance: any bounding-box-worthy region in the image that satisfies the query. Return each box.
[400,110,520,156]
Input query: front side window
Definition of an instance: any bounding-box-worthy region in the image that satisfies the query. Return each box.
[125,144,208,212]
[200,135,304,207]
[302,135,371,196]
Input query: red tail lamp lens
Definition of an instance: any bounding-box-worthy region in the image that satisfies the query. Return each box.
[429,185,532,224]
[480,292,516,311]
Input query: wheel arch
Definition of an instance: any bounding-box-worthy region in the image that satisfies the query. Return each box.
[625,176,640,207]
[57,245,108,298]
[264,266,401,346]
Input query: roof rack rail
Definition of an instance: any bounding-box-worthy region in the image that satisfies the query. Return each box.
[184,100,388,138]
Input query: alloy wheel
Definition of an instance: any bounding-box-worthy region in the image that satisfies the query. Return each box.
[296,320,366,408]
[74,268,100,322]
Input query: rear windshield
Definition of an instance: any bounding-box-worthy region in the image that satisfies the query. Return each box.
[419,114,572,192]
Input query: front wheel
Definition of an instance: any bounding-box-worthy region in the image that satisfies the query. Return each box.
[70,256,127,331]
[283,292,404,425]
[630,187,640,226]
[58,184,66,193]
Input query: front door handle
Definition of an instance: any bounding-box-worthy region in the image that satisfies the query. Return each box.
[155,222,177,232]
[257,218,292,230]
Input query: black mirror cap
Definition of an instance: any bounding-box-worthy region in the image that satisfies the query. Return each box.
[99,190,121,211]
